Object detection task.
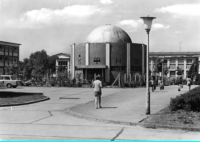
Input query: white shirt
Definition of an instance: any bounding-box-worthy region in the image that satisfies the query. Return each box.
[93,80,102,92]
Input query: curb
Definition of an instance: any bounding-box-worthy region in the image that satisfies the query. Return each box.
[66,103,200,132]
[0,97,50,107]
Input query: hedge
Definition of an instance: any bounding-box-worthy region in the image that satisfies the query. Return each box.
[169,86,200,111]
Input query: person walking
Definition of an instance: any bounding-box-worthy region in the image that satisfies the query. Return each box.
[178,77,183,91]
[150,78,155,92]
[92,76,102,109]
[187,77,192,91]
[158,78,162,91]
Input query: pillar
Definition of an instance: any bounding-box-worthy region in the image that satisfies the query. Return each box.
[86,43,90,66]
[150,60,153,75]
[167,59,170,77]
[127,43,131,77]
[142,44,145,75]
[175,59,178,78]
[67,60,70,77]
[184,59,187,79]
[105,43,110,83]
[71,44,75,79]
[198,57,200,75]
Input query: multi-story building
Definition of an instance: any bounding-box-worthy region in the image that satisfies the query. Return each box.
[149,52,200,79]
[0,41,21,76]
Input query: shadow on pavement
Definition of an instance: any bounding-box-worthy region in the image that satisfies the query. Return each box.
[100,107,118,109]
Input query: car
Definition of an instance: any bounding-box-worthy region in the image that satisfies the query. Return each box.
[0,75,21,88]
[0,80,4,86]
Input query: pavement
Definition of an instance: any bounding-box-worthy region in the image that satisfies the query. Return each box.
[0,85,200,141]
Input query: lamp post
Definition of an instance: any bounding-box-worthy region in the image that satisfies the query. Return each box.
[140,16,156,115]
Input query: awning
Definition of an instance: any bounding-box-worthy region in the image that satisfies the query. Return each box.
[76,65,107,69]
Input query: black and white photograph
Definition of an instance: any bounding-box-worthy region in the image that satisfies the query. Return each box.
[0,0,200,141]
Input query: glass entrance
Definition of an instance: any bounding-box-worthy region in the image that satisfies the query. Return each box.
[84,69,105,83]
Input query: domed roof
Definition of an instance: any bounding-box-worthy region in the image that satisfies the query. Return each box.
[86,25,132,43]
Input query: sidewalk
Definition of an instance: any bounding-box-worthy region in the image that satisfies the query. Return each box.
[68,85,197,129]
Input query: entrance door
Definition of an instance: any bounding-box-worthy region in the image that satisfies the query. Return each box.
[86,69,105,82]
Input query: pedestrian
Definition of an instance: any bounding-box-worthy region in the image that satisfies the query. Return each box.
[178,77,183,91]
[92,76,102,109]
[158,78,162,91]
[187,77,192,91]
[150,78,155,92]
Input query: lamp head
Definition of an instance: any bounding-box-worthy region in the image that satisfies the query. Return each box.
[140,16,156,33]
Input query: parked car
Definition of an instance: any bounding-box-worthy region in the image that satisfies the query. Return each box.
[0,80,4,86]
[0,75,21,88]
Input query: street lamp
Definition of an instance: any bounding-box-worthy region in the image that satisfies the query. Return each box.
[140,16,156,115]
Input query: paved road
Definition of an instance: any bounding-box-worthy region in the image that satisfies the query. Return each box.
[0,86,200,141]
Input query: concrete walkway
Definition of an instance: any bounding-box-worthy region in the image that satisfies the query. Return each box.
[0,85,200,141]
[70,85,194,124]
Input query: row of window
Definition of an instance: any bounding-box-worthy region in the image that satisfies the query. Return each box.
[110,66,142,71]
[58,61,68,66]
[0,57,18,63]
[169,71,188,77]
[0,46,18,53]
[151,59,193,64]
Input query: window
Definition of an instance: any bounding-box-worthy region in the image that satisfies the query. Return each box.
[187,59,193,64]
[4,46,8,51]
[13,47,18,53]
[5,76,10,80]
[170,71,175,77]
[0,57,3,62]
[186,64,191,69]
[170,64,176,69]
[178,64,184,69]
[13,58,17,63]
[163,60,167,63]
[0,46,3,51]
[178,59,184,64]
[170,59,176,64]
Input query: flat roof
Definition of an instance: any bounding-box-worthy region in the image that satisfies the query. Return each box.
[0,41,21,45]
[150,52,200,56]
[55,53,70,57]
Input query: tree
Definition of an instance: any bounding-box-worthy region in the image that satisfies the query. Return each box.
[29,50,49,80]
[48,55,58,73]
[154,58,163,73]
[176,67,184,75]
[188,57,198,78]
[163,65,170,76]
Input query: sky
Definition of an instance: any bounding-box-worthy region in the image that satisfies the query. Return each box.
[0,0,200,61]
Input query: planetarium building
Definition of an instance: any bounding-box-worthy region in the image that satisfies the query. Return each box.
[71,25,147,84]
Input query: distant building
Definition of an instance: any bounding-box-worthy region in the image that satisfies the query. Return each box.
[71,25,147,84]
[0,41,21,76]
[149,52,200,79]
[54,53,70,77]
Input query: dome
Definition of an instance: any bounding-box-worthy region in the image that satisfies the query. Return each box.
[86,25,132,43]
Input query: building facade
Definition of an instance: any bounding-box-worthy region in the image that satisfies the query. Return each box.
[0,41,21,76]
[149,52,200,79]
[54,53,70,77]
[71,25,147,84]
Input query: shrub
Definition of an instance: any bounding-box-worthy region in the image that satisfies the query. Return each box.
[169,86,200,111]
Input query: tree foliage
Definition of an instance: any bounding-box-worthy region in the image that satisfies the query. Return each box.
[163,65,170,76]
[187,57,198,78]
[29,50,49,79]
[176,67,184,75]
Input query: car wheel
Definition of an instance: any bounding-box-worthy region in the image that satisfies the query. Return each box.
[7,84,12,88]
[13,85,17,88]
